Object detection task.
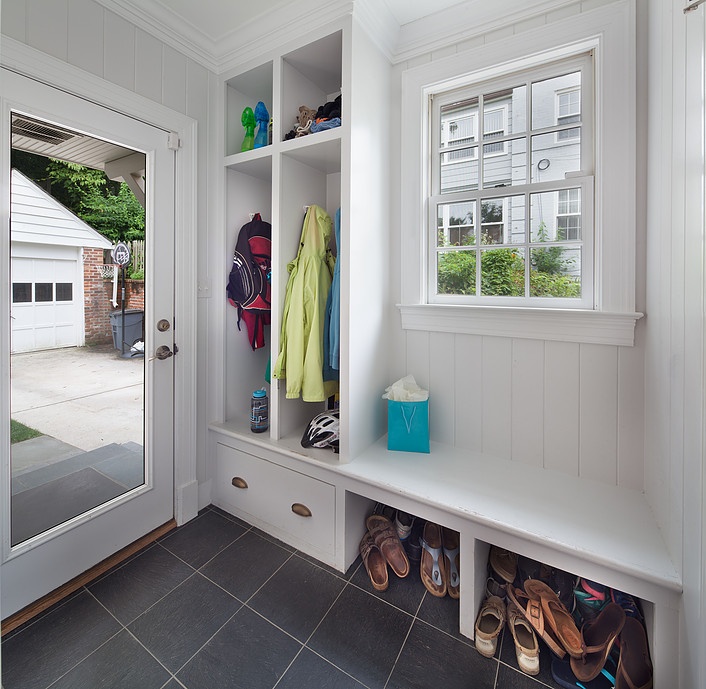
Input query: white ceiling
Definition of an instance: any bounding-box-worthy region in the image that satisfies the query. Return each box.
[132,0,467,44]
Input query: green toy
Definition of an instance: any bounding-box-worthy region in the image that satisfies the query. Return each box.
[241,106,255,152]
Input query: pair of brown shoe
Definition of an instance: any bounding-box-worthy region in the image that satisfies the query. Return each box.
[419,522,459,598]
[359,514,410,591]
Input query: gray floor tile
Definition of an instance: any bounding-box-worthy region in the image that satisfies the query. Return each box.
[128,573,241,672]
[199,530,292,601]
[351,555,428,615]
[158,509,247,568]
[49,629,171,689]
[416,585,468,642]
[1,590,122,689]
[248,554,346,642]
[307,584,413,689]
[176,606,301,689]
[386,619,497,689]
[276,648,367,689]
[88,543,194,624]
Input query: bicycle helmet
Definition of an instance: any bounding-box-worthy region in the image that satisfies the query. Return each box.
[301,409,340,453]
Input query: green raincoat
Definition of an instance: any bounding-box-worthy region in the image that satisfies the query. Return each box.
[273,205,338,401]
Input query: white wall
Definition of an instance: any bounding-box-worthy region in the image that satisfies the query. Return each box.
[1,0,215,498]
[391,0,646,491]
[644,1,706,687]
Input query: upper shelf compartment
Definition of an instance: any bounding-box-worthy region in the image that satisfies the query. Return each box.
[225,62,273,158]
[281,31,342,143]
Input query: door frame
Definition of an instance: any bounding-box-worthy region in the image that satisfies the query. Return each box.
[0,42,199,534]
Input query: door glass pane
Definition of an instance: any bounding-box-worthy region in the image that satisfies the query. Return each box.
[34,283,53,302]
[9,113,147,546]
[12,283,31,303]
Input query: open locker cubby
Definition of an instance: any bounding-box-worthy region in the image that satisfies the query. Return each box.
[225,62,274,158]
[224,160,273,433]
[281,31,342,143]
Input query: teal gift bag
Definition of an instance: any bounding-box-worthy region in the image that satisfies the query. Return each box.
[387,399,430,453]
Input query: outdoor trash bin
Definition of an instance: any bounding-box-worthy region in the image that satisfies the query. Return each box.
[109,309,144,350]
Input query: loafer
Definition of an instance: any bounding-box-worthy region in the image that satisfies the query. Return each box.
[475,595,506,658]
[507,600,540,675]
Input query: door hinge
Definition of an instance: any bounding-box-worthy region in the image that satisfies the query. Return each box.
[167,132,181,150]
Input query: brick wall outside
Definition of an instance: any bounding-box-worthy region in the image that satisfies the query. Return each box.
[83,248,145,346]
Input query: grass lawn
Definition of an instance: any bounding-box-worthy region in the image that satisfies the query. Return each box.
[10,419,43,444]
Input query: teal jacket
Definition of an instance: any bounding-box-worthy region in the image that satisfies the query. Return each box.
[273,205,338,401]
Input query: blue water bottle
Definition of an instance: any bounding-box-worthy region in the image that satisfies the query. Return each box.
[250,388,269,433]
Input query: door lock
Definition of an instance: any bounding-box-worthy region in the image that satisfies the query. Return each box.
[152,345,173,360]
[157,319,171,332]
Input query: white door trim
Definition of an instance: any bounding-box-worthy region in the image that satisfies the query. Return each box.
[0,37,199,527]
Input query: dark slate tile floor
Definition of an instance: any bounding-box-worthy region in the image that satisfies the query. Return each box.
[1,505,564,689]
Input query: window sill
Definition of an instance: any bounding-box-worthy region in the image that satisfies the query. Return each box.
[398,304,643,346]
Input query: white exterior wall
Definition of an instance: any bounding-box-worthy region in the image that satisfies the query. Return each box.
[1,0,215,500]
[644,2,706,688]
[391,0,645,491]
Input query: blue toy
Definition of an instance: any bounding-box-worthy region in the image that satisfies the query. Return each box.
[254,101,270,148]
[241,107,255,152]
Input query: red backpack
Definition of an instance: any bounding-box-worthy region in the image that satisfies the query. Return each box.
[226,213,271,350]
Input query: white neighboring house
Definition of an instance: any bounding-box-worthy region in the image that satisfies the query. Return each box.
[10,168,112,353]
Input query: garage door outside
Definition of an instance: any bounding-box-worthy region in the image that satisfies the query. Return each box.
[11,244,83,353]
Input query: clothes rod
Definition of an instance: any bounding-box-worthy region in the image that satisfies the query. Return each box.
[684,0,705,13]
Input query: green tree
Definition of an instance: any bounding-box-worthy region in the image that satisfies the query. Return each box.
[11,151,144,244]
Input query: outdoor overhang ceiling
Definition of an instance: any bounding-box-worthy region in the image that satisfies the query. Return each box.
[11,113,146,207]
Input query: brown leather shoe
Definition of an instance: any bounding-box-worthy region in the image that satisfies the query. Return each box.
[359,530,388,591]
[366,514,410,578]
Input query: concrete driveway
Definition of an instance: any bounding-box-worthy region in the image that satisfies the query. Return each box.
[10,345,144,455]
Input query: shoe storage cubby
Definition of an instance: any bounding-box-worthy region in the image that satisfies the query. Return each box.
[477,539,656,685]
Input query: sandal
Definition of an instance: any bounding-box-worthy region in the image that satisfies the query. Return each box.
[366,514,409,578]
[474,595,505,658]
[359,530,388,591]
[507,583,566,659]
[524,579,583,659]
[489,545,518,583]
[507,600,540,675]
[571,602,625,682]
[442,527,460,599]
[615,617,653,689]
[420,521,446,597]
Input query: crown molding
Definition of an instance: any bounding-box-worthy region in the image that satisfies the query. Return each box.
[93,0,219,72]
[215,0,354,75]
[353,0,399,63]
[393,0,582,63]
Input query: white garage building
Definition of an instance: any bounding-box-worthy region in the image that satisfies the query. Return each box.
[10,168,112,353]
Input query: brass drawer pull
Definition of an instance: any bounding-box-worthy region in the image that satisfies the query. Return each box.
[231,476,248,489]
[291,503,312,517]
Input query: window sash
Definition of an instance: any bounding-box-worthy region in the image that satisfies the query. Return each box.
[429,53,593,308]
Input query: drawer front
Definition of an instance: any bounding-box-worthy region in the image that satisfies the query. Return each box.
[215,443,335,553]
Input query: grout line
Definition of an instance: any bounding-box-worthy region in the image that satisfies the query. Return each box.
[382,612,416,689]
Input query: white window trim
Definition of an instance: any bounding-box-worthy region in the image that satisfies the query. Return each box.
[399,0,641,346]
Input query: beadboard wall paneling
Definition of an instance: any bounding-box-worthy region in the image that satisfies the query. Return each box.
[67,0,103,78]
[616,332,644,491]
[543,340,580,475]
[429,332,455,446]
[135,29,164,104]
[404,329,642,486]
[480,336,512,460]
[511,338,544,468]
[453,333,483,452]
[26,0,68,62]
[579,343,619,483]
[104,11,135,91]
[2,0,26,43]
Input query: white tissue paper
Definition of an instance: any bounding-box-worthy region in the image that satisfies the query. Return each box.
[382,375,429,402]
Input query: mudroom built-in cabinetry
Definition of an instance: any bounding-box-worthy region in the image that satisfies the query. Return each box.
[208,11,680,687]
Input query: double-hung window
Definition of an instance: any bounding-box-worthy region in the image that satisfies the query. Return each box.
[429,53,594,308]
